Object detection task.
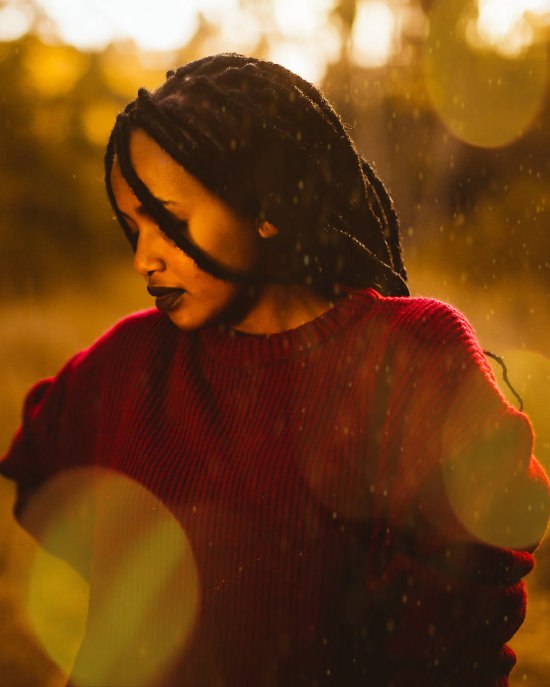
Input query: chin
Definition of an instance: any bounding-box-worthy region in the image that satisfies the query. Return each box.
[165,304,233,331]
[166,311,211,331]
[166,287,256,331]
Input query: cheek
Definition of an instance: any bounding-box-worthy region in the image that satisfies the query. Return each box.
[178,261,238,298]
[195,277,243,304]
[202,213,258,269]
[170,252,210,285]
[168,241,247,305]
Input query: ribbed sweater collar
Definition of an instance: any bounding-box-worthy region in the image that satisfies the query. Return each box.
[198,287,381,367]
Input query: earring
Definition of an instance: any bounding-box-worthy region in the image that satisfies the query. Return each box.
[257,220,279,239]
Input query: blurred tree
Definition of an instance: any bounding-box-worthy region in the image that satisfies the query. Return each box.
[0,37,115,296]
[0,0,549,302]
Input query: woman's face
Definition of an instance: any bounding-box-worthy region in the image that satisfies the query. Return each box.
[110,128,263,331]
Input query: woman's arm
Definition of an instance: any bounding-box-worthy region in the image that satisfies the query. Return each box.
[363,297,550,686]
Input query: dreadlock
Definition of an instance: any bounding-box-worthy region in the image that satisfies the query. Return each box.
[105,53,409,297]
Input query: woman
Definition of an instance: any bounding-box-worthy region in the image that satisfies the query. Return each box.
[2,53,549,687]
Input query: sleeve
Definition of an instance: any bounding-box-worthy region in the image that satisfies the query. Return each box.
[1,351,100,514]
[0,341,109,580]
[363,301,550,686]
[0,310,155,517]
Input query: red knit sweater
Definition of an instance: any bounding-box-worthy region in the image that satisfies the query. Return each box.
[2,288,549,687]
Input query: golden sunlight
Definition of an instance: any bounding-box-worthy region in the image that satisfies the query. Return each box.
[424,0,549,147]
[31,0,341,84]
[34,0,226,50]
[23,42,90,97]
[273,0,337,39]
[0,1,33,41]
[351,1,397,68]
[472,0,550,57]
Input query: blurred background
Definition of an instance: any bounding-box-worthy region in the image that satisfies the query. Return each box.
[0,0,549,684]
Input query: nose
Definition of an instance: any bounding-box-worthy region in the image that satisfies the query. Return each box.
[133,223,167,278]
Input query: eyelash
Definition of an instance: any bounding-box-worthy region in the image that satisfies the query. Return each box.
[123,215,189,238]
[171,219,189,235]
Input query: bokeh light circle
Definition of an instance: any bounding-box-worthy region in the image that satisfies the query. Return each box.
[441,354,550,550]
[489,347,550,470]
[424,0,549,148]
[27,547,89,678]
[21,467,200,686]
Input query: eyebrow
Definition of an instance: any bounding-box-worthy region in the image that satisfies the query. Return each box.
[119,198,183,221]
[137,198,181,215]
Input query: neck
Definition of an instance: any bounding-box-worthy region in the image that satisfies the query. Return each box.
[229,284,335,335]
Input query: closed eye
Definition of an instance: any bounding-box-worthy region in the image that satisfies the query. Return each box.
[117,211,140,239]
[157,218,192,252]
[167,218,190,236]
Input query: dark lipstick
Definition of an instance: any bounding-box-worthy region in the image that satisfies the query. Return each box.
[147,285,185,312]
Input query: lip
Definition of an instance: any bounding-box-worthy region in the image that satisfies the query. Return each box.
[147,285,184,297]
[147,285,186,312]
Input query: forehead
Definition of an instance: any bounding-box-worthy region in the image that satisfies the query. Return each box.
[114,128,205,205]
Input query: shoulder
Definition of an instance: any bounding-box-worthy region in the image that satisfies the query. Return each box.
[366,290,483,356]
[58,309,182,385]
[92,308,175,348]
[365,289,476,343]
[353,289,496,387]
[83,308,177,358]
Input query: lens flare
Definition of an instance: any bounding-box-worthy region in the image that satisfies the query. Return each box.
[21,467,200,686]
[298,405,376,521]
[488,348,550,469]
[441,361,549,549]
[424,0,549,148]
[27,548,89,677]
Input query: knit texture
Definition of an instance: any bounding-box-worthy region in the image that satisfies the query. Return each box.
[2,288,549,687]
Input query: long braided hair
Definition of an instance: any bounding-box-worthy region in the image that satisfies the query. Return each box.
[105,53,409,298]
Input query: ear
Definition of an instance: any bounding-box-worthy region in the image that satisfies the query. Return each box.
[257,220,279,239]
